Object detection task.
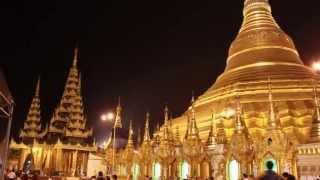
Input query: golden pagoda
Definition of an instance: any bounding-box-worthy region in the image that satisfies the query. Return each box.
[8,47,96,177]
[110,0,320,179]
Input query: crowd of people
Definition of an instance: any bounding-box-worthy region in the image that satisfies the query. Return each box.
[3,161,320,180]
[4,169,38,180]
[242,161,297,180]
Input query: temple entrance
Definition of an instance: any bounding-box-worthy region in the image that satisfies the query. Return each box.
[263,158,277,173]
[23,153,33,172]
[179,160,190,179]
[131,163,140,180]
[229,159,240,180]
[152,162,161,179]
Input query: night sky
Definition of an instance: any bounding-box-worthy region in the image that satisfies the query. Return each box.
[1,0,320,145]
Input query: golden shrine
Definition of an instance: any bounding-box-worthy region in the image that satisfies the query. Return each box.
[8,48,96,176]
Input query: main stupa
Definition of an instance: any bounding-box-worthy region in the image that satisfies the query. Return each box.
[171,0,317,144]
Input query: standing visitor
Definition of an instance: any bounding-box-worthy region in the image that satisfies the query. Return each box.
[111,174,117,180]
[258,161,282,180]
[97,171,105,180]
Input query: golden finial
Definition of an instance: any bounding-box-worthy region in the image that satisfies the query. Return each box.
[35,77,40,97]
[73,46,78,67]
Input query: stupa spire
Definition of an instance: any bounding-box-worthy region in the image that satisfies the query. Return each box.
[267,77,278,130]
[143,112,151,142]
[185,94,200,139]
[234,96,244,133]
[309,82,320,143]
[20,78,42,140]
[126,120,134,148]
[162,105,171,140]
[207,113,217,146]
[114,96,122,128]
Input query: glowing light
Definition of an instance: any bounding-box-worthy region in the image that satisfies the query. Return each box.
[101,112,115,121]
[312,61,320,72]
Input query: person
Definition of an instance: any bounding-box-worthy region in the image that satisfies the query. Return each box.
[259,161,282,180]
[282,172,295,180]
[243,173,249,180]
[97,171,105,180]
[7,170,16,180]
[127,174,133,180]
[111,174,117,180]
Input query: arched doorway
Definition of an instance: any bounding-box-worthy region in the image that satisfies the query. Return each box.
[229,159,240,180]
[179,160,190,179]
[131,163,140,180]
[152,162,161,179]
[23,153,33,172]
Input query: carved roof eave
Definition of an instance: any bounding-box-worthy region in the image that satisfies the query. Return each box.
[297,142,320,155]
[64,128,92,138]
[48,125,65,133]
[54,141,96,151]
[9,139,29,149]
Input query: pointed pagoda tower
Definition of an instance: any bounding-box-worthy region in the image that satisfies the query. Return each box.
[47,47,92,143]
[20,78,43,142]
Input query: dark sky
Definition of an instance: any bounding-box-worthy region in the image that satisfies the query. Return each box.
[1,0,320,145]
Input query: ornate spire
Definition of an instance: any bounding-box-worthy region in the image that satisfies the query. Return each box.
[309,82,320,143]
[185,94,200,139]
[267,77,278,130]
[126,120,134,148]
[216,116,227,144]
[164,105,169,125]
[235,96,244,133]
[207,113,217,146]
[143,112,151,142]
[20,78,42,140]
[114,97,122,128]
[162,105,171,140]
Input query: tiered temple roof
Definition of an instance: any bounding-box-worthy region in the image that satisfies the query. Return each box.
[47,48,92,142]
[19,78,45,141]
